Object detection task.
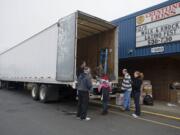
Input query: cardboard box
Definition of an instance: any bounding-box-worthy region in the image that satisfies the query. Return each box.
[170,90,177,103]
[177,91,180,104]
[116,94,124,106]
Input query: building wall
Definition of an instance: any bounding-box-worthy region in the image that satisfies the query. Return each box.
[119,56,180,101]
[112,0,180,59]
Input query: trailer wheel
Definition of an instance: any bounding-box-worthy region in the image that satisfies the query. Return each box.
[0,81,2,89]
[0,81,7,89]
[31,84,40,100]
[39,85,48,103]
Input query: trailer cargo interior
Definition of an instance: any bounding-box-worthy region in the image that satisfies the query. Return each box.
[0,11,118,102]
[77,13,117,79]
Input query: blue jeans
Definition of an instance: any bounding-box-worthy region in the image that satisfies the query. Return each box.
[123,90,131,110]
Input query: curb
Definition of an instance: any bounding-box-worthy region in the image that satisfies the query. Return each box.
[90,100,180,121]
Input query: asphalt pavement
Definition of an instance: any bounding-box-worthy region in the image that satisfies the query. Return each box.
[0,88,179,135]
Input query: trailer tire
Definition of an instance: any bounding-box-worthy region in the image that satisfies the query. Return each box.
[0,81,7,89]
[31,84,40,100]
[0,81,2,89]
[39,85,48,103]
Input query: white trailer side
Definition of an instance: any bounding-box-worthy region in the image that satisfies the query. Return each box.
[0,24,59,84]
[0,11,118,102]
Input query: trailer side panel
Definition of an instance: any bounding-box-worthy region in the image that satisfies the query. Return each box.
[0,24,58,83]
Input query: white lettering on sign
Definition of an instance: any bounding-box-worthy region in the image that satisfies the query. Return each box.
[136,15,180,47]
[136,2,180,26]
[151,46,164,53]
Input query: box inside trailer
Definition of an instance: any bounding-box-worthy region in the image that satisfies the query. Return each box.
[76,13,116,79]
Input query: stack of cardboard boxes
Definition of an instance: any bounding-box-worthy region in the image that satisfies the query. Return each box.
[140,80,153,104]
[169,82,180,104]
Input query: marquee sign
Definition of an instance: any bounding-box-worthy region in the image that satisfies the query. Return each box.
[136,2,180,47]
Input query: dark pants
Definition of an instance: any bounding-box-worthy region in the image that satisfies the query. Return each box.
[133,92,141,116]
[77,91,89,119]
[102,88,109,113]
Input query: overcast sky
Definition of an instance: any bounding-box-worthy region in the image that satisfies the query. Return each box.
[0,0,167,53]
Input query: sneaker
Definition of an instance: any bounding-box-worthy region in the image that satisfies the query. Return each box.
[85,117,91,121]
[122,107,130,112]
[81,117,91,121]
[125,108,130,111]
[122,107,126,111]
[101,111,108,115]
[132,113,138,118]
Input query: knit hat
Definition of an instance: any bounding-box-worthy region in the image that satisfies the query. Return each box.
[101,75,109,80]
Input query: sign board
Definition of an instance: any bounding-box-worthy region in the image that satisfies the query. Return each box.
[136,2,180,47]
[151,46,164,53]
[136,2,180,26]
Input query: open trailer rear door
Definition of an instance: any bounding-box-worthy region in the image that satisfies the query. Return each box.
[56,13,77,82]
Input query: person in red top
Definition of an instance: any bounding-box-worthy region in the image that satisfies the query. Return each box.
[98,74,112,115]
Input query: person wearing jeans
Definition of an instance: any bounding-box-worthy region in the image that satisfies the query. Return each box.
[98,75,112,115]
[101,88,109,114]
[132,71,143,118]
[123,90,131,111]
[133,92,141,116]
[121,69,132,111]
[76,67,92,121]
[77,91,89,119]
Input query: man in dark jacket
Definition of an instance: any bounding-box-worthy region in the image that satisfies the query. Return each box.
[76,67,92,121]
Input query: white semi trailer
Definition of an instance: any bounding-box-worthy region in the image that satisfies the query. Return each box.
[0,11,119,102]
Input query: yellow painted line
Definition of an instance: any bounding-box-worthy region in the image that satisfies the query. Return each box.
[90,101,180,121]
[109,110,180,130]
[140,110,180,121]
[137,117,180,130]
[91,102,180,130]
